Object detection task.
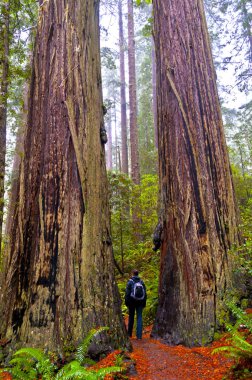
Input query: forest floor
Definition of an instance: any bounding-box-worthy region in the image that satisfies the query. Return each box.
[128,327,234,380]
[96,325,239,380]
[1,325,249,380]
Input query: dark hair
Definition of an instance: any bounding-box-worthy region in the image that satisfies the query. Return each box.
[132,269,139,276]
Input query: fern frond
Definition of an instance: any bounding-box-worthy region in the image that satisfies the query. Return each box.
[55,360,84,379]
[75,327,109,365]
[96,365,122,379]
[9,356,33,366]
[227,301,252,333]
[212,346,247,358]
[55,360,94,379]
[4,366,36,380]
[13,347,48,362]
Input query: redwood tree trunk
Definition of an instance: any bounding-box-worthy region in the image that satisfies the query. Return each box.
[151,37,158,150]
[119,0,128,175]
[152,0,240,346]
[0,0,128,351]
[127,0,140,184]
[0,0,9,255]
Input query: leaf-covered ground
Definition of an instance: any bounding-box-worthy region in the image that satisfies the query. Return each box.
[95,326,236,380]
[129,333,234,379]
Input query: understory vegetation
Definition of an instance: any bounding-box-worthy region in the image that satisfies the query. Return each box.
[0,328,123,380]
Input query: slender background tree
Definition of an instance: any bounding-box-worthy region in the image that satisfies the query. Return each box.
[119,0,129,175]
[127,0,140,184]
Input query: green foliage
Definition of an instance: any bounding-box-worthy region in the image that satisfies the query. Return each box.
[108,171,159,324]
[229,163,252,305]
[135,0,152,6]
[75,327,109,366]
[215,145,252,377]
[108,172,159,272]
[0,329,122,380]
[212,302,252,377]
[0,347,56,380]
[56,360,122,380]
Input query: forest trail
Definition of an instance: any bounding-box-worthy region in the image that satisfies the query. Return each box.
[128,327,234,380]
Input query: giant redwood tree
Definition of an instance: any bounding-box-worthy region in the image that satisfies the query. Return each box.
[0,0,9,256]
[152,0,240,346]
[0,0,128,350]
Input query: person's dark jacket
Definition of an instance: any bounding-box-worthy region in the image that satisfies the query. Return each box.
[125,276,147,308]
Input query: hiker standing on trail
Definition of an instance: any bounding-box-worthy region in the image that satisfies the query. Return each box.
[125,269,147,339]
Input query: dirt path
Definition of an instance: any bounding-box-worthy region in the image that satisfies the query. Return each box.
[129,334,234,380]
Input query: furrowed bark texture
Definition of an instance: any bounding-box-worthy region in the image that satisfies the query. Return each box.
[151,37,158,150]
[119,0,128,175]
[152,0,240,346]
[127,0,140,184]
[0,0,128,351]
[0,0,9,255]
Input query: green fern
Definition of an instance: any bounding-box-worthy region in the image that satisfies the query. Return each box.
[95,366,123,379]
[0,366,36,380]
[55,360,122,380]
[212,302,252,371]
[0,357,37,380]
[226,302,252,333]
[0,347,57,380]
[0,327,122,380]
[75,327,109,365]
[13,347,49,362]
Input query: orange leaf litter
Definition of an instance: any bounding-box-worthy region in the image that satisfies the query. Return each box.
[94,326,235,380]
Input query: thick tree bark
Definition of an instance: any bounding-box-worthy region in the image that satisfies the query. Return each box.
[0,0,129,351]
[127,0,140,184]
[0,0,9,256]
[119,0,128,175]
[152,0,240,346]
[151,37,158,150]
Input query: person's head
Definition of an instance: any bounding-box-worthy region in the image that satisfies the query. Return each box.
[132,269,139,276]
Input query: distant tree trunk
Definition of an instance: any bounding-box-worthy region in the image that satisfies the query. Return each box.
[119,0,128,175]
[0,0,129,351]
[0,0,9,255]
[151,37,158,149]
[4,84,28,238]
[127,0,140,184]
[152,0,240,346]
[106,108,113,170]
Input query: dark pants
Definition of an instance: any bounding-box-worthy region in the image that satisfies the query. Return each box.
[128,304,143,339]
